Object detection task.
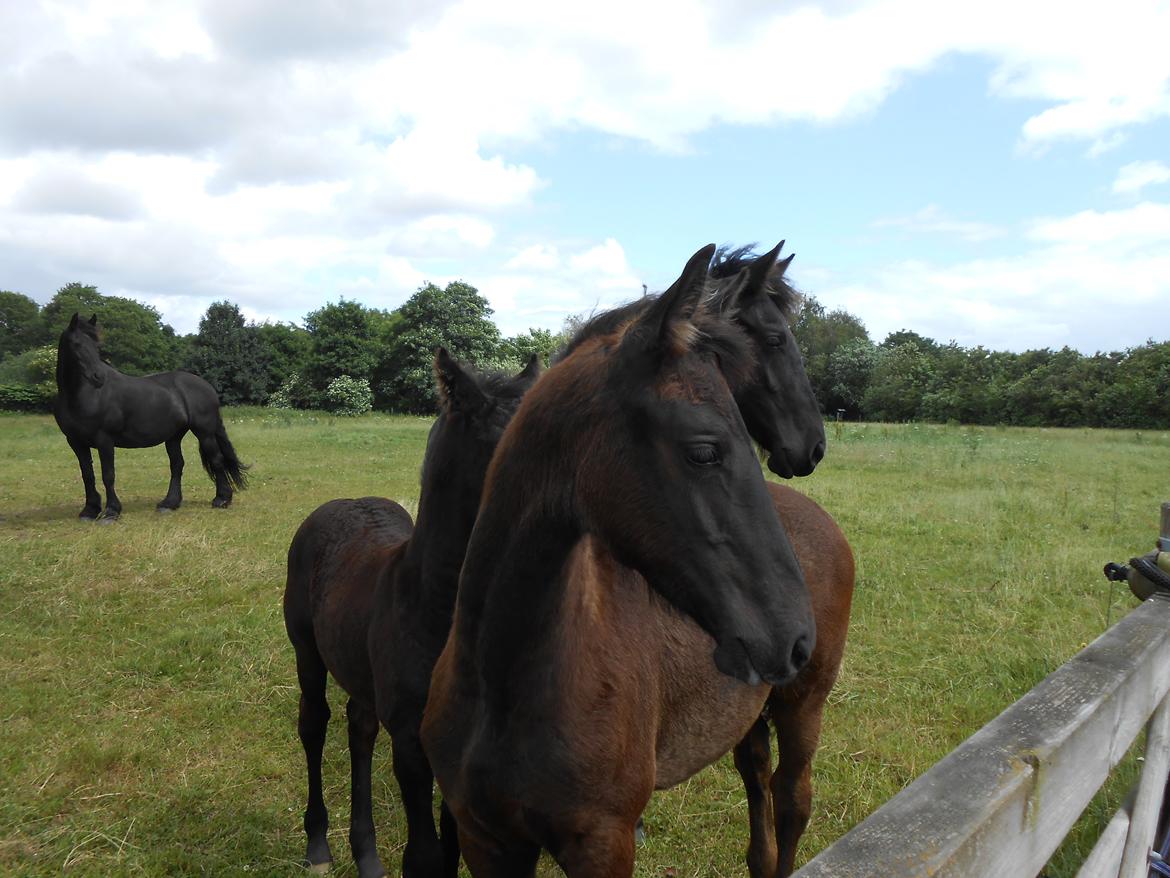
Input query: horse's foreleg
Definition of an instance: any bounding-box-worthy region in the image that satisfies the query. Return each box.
[390,728,446,878]
[96,444,121,520]
[734,714,779,878]
[769,691,828,878]
[67,438,101,519]
[439,799,461,878]
[553,820,636,878]
[158,438,184,510]
[293,639,334,873]
[459,830,540,878]
[345,699,386,878]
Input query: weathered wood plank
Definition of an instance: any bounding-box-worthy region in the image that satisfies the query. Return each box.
[1119,696,1170,878]
[1074,783,1134,878]
[793,596,1170,878]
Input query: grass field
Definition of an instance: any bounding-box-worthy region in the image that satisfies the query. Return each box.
[2,409,1168,876]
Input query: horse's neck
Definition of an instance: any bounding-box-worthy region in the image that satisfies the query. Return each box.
[397,468,483,614]
[56,346,96,400]
[453,500,582,713]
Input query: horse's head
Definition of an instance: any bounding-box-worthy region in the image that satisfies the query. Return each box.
[421,348,542,505]
[710,244,825,477]
[560,245,815,686]
[58,313,106,388]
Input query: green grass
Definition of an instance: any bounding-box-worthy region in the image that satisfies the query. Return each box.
[1,411,1168,876]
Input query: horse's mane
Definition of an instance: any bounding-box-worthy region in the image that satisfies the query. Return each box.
[553,288,756,393]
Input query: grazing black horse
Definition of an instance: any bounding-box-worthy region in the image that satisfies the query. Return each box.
[54,313,248,520]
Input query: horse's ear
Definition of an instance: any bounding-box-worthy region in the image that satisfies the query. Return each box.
[729,241,785,312]
[707,267,751,315]
[776,251,795,277]
[433,347,487,413]
[68,313,79,330]
[516,353,542,383]
[89,314,98,326]
[623,244,715,356]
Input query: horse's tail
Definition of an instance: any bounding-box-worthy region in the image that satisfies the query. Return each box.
[201,420,249,491]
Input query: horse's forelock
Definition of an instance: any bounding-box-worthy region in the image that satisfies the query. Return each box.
[711,244,802,321]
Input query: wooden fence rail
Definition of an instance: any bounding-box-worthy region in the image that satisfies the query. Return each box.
[793,594,1170,878]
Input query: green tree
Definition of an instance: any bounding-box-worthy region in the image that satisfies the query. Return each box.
[500,327,562,366]
[0,291,49,359]
[861,342,932,421]
[303,299,379,399]
[375,281,502,413]
[41,283,180,374]
[184,301,268,405]
[825,337,876,418]
[256,321,311,396]
[791,296,871,411]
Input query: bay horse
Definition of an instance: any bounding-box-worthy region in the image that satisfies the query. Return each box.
[421,245,818,876]
[54,313,248,520]
[283,350,540,878]
[563,243,853,876]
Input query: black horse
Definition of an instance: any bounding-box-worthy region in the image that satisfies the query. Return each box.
[54,313,248,520]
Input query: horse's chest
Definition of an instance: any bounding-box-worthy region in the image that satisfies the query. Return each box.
[652,614,770,789]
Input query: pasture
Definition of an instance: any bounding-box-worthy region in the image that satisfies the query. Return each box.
[1,409,1168,876]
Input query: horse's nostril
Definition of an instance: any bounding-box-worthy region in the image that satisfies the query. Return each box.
[791,633,813,671]
[811,442,826,465]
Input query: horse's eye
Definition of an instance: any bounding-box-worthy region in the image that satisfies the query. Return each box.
[766,334,786,349]
[686,443,720,466]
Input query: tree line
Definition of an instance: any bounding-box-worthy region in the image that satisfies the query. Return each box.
[2,282,1167,427]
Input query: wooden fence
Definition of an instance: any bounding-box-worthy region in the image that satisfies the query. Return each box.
[793,504,1170,878]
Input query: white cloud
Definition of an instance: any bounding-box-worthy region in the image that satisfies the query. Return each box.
[478,239,643,335]
[1,0,1168,347]
[1113,160,1170,196]
[873,205,1005,242]
[819,200,1170,351]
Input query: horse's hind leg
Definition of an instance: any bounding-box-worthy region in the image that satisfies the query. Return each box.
[292,639,334,873]
[769,691,828,878]
[67,438,102,519]
[734,715,779,878]
[195,431,232,508]
[96,444,121,520]
[346,699,386,878]
[158,438,184,510]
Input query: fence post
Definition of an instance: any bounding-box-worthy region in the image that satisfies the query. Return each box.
[1160,502,1169,552]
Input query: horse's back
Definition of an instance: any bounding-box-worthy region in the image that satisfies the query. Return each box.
[147,371,223,423]
[285,498,413,702]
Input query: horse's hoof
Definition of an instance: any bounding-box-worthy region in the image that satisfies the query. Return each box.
[79,512,99,521]
[156,505,176,514]
[97,510,120,523]
[211,497,231,509]
[308,863,331,875]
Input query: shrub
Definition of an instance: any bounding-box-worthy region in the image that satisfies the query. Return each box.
[324,375,373,416]
[267,372,316,410]
[0,382,54,412]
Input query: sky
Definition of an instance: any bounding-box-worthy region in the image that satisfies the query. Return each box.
[1,0,1168,353]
